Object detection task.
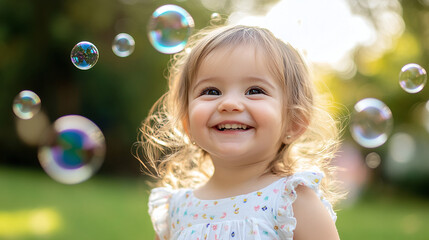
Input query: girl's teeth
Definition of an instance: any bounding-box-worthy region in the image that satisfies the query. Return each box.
[217,124,249,130]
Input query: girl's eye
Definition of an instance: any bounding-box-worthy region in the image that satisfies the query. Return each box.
[201,87,221,96]
[246,87,266,95]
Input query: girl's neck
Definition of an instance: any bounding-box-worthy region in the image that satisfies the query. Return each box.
[193,158,281,200]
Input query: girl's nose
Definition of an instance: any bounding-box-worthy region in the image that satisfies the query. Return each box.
[217,95,244,112]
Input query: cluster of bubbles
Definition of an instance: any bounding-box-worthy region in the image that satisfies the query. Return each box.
[349,63,427,172]
[13,99,106,183]
[69,4,196,70]
[14,4,198,184]
[13,90,106,184]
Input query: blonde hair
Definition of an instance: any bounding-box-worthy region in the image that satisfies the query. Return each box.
[135,25,344,205]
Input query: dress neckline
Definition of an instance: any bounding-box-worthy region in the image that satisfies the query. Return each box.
[189,176,286,202]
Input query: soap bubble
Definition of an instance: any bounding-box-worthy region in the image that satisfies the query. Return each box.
[365,152,381,169]
[112,33,135,57]
[148,4,194,54]
[210,12,221,22]
[13,90,41,120]
[38,115,106,184]
[350,98,393,148]
[70,41,99,70]
[399,63,427,93]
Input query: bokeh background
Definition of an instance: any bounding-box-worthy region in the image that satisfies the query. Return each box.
[1,0,429,239]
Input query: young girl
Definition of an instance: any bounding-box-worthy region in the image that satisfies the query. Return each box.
[137,25,343,240]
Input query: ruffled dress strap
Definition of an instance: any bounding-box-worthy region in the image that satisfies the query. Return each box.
[148,187,174,240]
[275,172,337,239]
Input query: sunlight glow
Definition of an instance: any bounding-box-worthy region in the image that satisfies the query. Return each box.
[227,0,404,76]
[0,208,61,237]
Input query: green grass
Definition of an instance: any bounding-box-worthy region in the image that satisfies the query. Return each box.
[1,166,429,239]
[336,189,429,240]
[0,166,155,240]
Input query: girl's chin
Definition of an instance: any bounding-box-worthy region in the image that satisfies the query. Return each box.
[207,149,259,161]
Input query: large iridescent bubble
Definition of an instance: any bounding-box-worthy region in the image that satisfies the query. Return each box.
[350,98,393,148]
[399,63,427,93]
[38,115,106,184]
[112,33,135,57]
[70,41,99,70]
[13,90,41,120]
[148,4,194,54]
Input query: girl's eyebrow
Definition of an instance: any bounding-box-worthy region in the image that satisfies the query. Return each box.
[245,76,276,90]
[192,77,218,92]
[192,76,276,91]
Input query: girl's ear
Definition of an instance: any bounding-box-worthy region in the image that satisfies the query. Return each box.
[283,113,309,145]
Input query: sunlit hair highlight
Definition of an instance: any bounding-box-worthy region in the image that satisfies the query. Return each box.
[135,25,344,205]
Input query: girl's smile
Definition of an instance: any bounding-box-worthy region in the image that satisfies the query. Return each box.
[212,120,254,134]
[214,121,252,131]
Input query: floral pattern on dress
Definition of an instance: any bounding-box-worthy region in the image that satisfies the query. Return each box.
[148,172,336,240]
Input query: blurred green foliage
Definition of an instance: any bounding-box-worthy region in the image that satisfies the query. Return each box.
[0,0,214,175]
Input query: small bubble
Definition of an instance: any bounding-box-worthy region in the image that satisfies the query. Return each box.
[399,63,427,93]
[70,41,99,70]
[38,115,106,184]
[365,152,381,169]
[350,98,393,148]
[112,33,135,57]
[147,4,194,54]
[210,12,222,22]
[13,90,41,120]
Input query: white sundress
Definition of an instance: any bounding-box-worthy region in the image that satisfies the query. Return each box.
[148,172,337,240]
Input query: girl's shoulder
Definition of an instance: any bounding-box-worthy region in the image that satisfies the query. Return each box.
[285,172,340,239]
[274,171,337,238]
[277,171,336,218]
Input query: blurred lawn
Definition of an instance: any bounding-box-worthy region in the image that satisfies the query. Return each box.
[336,187,429,240]
[1,167,429,240]
[0,166,155,240]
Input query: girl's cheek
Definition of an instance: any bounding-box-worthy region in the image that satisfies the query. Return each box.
[189,105,210,126]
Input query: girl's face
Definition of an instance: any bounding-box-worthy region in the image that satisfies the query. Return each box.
[187,44,286,165]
